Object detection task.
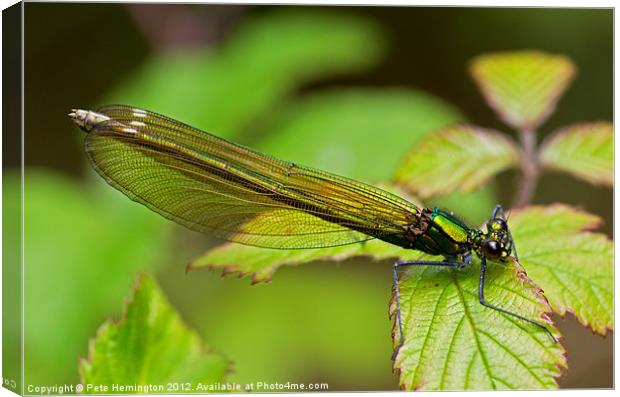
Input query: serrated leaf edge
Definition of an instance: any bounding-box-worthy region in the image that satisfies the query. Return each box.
[189,249,407,285]
[78,273,233,385]
[523,231,613,336]
[510,204,613,336]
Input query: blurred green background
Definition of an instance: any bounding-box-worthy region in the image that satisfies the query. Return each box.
[8,4,612,391]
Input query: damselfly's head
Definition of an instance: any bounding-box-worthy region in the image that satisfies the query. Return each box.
[479,216,514,261]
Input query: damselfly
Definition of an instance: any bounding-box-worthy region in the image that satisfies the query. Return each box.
[69,105,556,349]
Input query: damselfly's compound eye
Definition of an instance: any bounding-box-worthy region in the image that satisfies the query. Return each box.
[489,218,507,232]
[482,239,502,259]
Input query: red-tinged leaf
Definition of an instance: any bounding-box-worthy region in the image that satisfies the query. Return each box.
[508,205,613,335]
[540,122,613,186]
[470,51,575,130]
[394,125,519,198]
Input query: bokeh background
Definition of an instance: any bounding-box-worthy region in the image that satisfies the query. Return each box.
[6,3,612,391]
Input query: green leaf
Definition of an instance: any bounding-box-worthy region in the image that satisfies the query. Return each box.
[105,10,385,138]
[539,122,613,186]
[192,204,611,390]
[80,274,230,392]
[394,125,519,198]
[509,205,613,335]
[392,257,565,390]
[470,51,576,130]
[392,204,613,390]
[189,238,424,284]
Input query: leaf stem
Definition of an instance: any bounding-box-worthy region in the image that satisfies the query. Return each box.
[513,129,540,208]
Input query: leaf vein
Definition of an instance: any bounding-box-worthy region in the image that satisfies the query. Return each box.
[478,328,547,387]
[452,272,496,389]
[439,315,466,389]
[411,273,452,386]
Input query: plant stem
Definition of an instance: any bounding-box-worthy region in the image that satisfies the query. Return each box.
[513,129,539,208]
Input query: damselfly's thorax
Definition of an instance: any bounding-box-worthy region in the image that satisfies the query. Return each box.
[407,208,473,257]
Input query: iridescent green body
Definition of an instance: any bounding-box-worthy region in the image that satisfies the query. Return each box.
[407,208,478,258]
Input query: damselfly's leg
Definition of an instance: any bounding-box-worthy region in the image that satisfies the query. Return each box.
[491,204,505,219]
[491,204,519,260]
[392,259,467,355]
[478,256,557,342]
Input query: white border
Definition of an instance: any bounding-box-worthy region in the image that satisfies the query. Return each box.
[0,1,615,397]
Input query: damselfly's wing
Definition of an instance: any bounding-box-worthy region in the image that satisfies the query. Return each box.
[81,105,420,249]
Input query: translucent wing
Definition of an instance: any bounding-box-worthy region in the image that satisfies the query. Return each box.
[80,105,420,249]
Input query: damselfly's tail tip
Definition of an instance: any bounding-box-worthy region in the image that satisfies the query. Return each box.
[68,108,84,121]
[68,108,110,132]
[68,108,87,130]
